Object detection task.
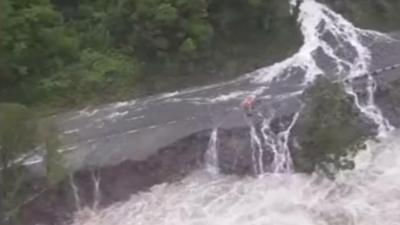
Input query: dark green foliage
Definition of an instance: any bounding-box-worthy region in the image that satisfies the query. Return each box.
[0,104,36,169]
[0,103,65,224]
[37,119,66,186]
[292,77,372,176]
[2,0,80,102]
[38,49,138,106]
[1,0,301,110]
[106,0,213,59]
[208,0,290,35]
[322,0,400,31]
[3,0,400,110]
[0,103,35,224]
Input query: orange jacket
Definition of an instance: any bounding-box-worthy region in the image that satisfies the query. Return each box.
[241,96,255,112]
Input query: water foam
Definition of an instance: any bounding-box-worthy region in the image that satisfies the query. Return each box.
[253,0,374,84]
[205,128,219,175]
[243,0,393,172]
[72,131,400,225]
[269,112,300,173]
[69,0,399,224]
[252,0,392,136]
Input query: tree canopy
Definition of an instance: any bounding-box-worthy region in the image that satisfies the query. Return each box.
[0,103,65,224]
[0,0,299,111]
[292,77,373,177]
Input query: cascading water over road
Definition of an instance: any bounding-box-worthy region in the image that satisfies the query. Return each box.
[71,0,400,224]
[203,0,394,176]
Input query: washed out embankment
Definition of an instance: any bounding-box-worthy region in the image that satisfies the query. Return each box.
[20,94,302,225]
[18,0,400,224]
[20,70,400,225]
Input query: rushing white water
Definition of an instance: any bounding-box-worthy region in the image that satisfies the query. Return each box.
[241,0,394,173]
[270,112,300,173]
[250,123,265,174]
[246,110,300,174]
[72,131,400,225]
[91,170,102,210]
[252,0,391,133]
[70,174,83,211]
[345,77,394,137]
[205,128,219,175]
[70,0,400,224]
[289,0,298,15]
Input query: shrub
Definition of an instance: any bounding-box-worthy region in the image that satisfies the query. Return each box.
[292,76,372,176]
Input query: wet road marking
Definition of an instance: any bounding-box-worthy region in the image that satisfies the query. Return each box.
[60,145,79,153]
[126,129,139,134]
[105,111,129,121]
[64,129,80,135]
[127,115,145,121]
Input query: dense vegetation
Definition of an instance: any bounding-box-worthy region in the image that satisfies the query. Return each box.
[1,0,301,112]
[2,1,400,221]
[3,0,400,112]
[0,2,301,220]
[292,76,373,177]
[321,0,400,31]
[0,103,65,225]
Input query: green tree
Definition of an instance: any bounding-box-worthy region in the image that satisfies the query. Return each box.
[39,49,138,106]
[0,103,65,224]
[1,0,300,111]
[3,0,80,103]
[179,38,197,55]
[107,0,212,59]
[292,77,372,176]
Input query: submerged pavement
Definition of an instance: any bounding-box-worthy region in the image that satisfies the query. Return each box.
[27,7,400,176]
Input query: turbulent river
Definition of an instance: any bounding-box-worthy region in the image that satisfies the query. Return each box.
[73,132,400,225]
[68,0,400,224]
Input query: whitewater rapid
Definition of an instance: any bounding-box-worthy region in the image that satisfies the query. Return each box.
[69,0,400,224]
[252,0,392,134]
[72,131,400,225]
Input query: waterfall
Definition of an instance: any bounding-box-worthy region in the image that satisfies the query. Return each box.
[344,76,394,137]
[296,0,393,134]
[250,123,265,175]
[69,174,82,211]
[252,0,392,134]
[248,111,300,174]
[198,0,394,176]
[205,128,219,175]
[242,0,395,174]
[69,0,400,224]
[91,170,101,210]
[270,112,300,173]
[72,132,400,225]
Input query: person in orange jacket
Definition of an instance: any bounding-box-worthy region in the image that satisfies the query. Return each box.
[241,95,256,117]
